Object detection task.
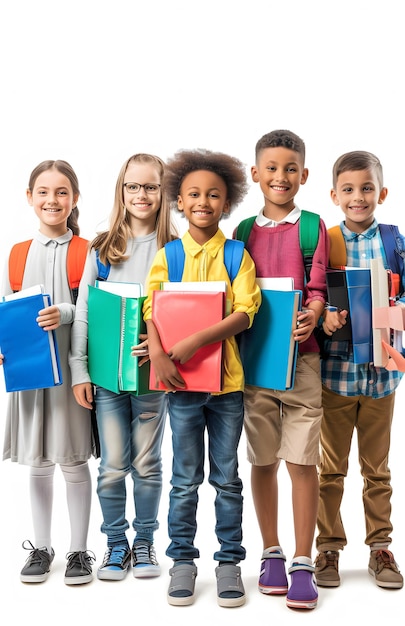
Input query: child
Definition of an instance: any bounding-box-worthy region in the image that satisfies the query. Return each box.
[70,153,176,581]
[143,148,261,607]
[235,130,329,610]
[1,160,95,585]
[315,150,404,589]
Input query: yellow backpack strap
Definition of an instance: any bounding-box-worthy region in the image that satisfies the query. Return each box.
[67,235,89,289]
[328,225,347,268]
[8,239,33,291]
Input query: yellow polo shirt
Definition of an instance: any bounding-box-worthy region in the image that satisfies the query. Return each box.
[144,229,261,394]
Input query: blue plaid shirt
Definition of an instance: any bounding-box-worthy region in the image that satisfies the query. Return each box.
[321,220,405,398]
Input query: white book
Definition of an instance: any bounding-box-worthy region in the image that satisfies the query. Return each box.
[2,284,45,301]
[95,280,143,298]
[161,280,227,293]
[370,258,390,367]
[256,277,294,291]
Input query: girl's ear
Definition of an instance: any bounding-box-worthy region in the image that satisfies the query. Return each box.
[177,195,184,212]
[26,188,33,205]
[222,199,231,215]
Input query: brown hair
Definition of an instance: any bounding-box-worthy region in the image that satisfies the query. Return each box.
[28,160,81,235]
[164,148,249,212]
[332,150,384,189]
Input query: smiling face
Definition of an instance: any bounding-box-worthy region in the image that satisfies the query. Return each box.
[123,161,162,235]
[331,168,388,233]
[251,146,308,219]
[27,167,78,237]
[177,169,230,244]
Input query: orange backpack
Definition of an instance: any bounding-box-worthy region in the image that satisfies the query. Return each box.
[8,235,89,302]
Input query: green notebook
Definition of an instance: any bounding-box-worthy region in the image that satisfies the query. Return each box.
[88,285,151,394]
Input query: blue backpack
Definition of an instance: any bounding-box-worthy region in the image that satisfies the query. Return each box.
[96,238,245,284]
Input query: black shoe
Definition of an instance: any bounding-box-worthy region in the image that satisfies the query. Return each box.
[64,550,96,585]
[20,539,55,583]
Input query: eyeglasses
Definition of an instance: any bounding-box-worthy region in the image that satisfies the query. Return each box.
[123,182,161,194]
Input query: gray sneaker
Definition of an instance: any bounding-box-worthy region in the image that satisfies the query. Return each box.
[132,541,161,578]
[64,550,96,585]
[315,550,340,587]
[20,539,55,583]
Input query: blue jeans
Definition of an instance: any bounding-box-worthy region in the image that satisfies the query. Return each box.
[95,387,167,544]
[166,391,245,563]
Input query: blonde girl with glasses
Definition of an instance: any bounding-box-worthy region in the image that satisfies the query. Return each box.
[70,153,177,581]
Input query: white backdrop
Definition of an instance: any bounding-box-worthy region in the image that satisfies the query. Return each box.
[0,1,404,623]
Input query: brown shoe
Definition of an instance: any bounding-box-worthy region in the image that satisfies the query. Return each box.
[315,551,340,587]
[368,549,403,589]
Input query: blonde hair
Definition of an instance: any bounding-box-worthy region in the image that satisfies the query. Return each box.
[92,153,176,265]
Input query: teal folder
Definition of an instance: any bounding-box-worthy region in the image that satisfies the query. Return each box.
[88,286,151,394]
[0,292,62,391]
[239,289,302,390]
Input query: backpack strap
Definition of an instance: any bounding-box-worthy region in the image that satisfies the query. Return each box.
[328,224,347,268]
[165,239,185,282]
[95,249,111,281]
[9,239,32,291]
[379,224,405,278]
[234,216,256,244]
[9,236,88,303]
[300,210,320,283]
[165,238,244,283]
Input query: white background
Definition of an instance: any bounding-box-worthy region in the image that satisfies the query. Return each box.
[0,1,404,623]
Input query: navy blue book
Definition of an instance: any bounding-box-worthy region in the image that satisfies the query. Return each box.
[239,287,302,391]
[0,288,62,391]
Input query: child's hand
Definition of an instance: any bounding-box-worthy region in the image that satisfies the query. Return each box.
[0,353,4,366]
[322,308,348,335]
[131,334,149,367]
[150,351,186,391]
[36,305,61,331]
[167,336,200,364]
[72,382,94,409]
[294,309,316,343]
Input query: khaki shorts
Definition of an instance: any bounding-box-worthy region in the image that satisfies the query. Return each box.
[244,352,322,466]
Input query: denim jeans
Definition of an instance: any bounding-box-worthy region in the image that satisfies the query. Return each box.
[166,391,245,563]
[95,387,167,544]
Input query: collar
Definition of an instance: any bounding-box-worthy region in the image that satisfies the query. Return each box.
[256,205,301,227]
[182,229,227,260]
[341,219,379,241]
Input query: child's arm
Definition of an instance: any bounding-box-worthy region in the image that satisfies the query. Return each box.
[167,311,249,363]
[146,319,187,391]
[293,301,324,343]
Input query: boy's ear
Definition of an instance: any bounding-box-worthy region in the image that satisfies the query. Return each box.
[177,195,184,212]
[330,189,340,206]
[26,188,33,205]
[378,186,388,204]
[251,165,259,183]
[300,168,309,185]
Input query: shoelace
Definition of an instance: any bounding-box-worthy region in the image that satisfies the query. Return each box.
[22,539,52,566]
[374,549,396,570]
[105,546,129,566]
[133,542,156,565]
[66,550,96,571]
[323,551,338,568]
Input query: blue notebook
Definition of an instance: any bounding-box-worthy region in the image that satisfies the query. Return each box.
[326,268,372,363]
[0,290,62,391]
[239,288,302,390]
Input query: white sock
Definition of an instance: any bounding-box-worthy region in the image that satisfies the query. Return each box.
[29,465,55,553]
[61,462,92,552]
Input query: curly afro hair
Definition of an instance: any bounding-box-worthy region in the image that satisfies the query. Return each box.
[164,148,249,211]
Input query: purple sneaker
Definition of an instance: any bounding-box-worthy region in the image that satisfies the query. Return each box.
[286,558,318,610]
[259,546,288,595]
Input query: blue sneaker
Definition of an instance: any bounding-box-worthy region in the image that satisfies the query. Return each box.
[286,557,318,610]
[97,545,131,581]
[259,546,288,595]
[132,541,161,578]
